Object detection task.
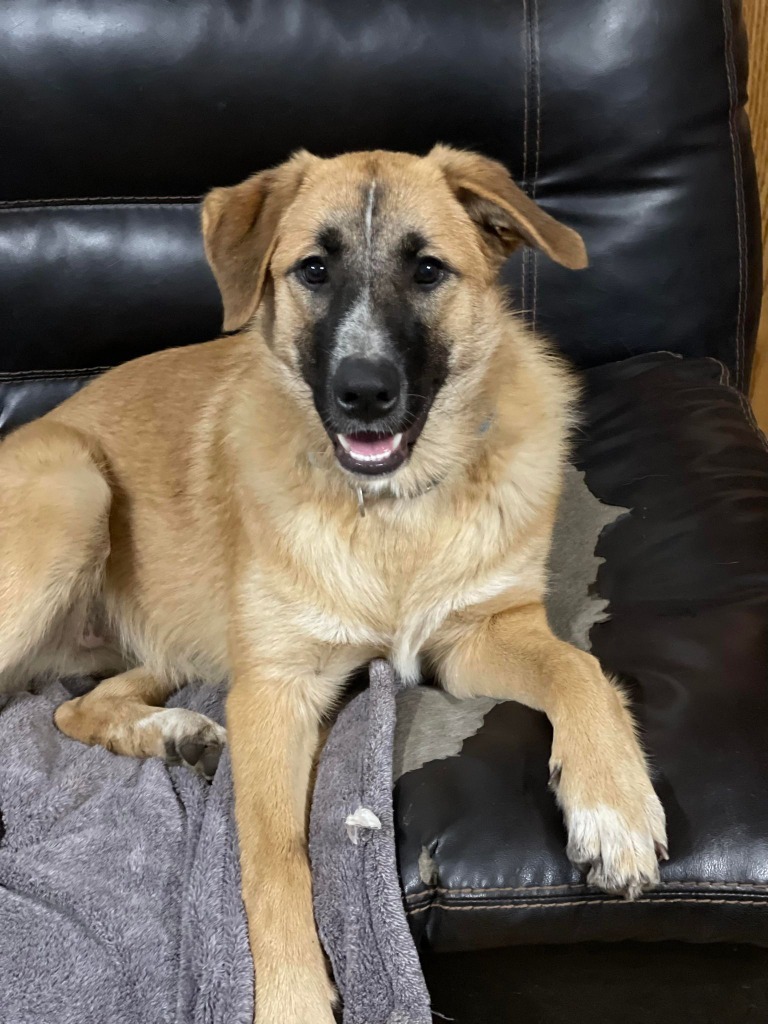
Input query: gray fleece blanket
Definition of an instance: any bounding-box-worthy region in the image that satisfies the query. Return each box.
[0,467,623,1024]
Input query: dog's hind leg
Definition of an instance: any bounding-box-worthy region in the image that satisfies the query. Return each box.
[0,421,111,687]
[54,667,226,779]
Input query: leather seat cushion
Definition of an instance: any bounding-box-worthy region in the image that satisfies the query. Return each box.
[396,352,768,952]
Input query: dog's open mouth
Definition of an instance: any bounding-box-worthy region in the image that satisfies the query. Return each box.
[332,410,428,476]
[335,431,407,474]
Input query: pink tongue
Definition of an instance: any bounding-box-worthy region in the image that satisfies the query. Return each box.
[346,433,397,458]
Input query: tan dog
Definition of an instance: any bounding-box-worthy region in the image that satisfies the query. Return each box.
[0,147,667,1023]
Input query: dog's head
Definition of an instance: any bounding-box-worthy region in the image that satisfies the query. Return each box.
[202,147,586,488]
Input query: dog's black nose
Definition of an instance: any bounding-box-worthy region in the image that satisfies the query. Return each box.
[332,357,400,422]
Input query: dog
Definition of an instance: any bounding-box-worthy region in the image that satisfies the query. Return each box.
[0,146,667,1023]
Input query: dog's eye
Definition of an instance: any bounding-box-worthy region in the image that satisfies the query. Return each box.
[299,257,328,287]
[413,257,443,287]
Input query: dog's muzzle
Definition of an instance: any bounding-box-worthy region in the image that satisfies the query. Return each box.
[326,356,427,476]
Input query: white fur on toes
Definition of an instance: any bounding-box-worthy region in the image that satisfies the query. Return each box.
[139,708,227,780]
[561,793,668,900]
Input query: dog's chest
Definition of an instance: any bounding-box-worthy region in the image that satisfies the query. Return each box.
[271,494,541,678]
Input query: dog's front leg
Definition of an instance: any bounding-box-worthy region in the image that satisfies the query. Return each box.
[431,603,667,899]
[227,657,342,1024]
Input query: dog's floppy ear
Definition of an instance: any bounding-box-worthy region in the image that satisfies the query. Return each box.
[201,150,316,332]
[429,144,587,270]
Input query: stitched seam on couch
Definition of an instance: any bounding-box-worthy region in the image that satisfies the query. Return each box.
[720,0,747,389]
[521,0,531,326]
[531,0,541,330]
[520,0,542,331]
[711,357,768,452]
[404,879,768,902]
[520,0,543,332]
[0,196,202,208]
[406,894,768,915]
[0,368,110,382]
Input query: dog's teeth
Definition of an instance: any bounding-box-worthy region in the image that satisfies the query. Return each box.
[337,433,401,464]
[351,451,384,462]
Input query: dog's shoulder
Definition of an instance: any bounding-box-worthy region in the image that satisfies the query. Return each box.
[54,335,248,423]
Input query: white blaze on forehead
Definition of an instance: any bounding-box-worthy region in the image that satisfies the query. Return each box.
[333,293,389,365]
[331,178,391,366]
[364,180,377,250]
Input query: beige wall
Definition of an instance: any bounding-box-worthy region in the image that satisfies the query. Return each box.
[745,0,768,429]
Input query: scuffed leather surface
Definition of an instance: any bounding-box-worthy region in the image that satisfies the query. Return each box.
[398,354,768,951]
[0,0,761,383]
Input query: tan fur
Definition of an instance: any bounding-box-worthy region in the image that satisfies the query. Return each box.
[0,147,665,1023]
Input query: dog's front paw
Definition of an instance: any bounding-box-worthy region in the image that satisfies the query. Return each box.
[562,796,667,900]
[155,708,227,780]
[551,757,667,900]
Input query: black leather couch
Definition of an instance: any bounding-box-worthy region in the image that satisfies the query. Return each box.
[2,2,767,1022]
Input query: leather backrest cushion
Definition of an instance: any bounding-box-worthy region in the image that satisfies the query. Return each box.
[0,0,761,389]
